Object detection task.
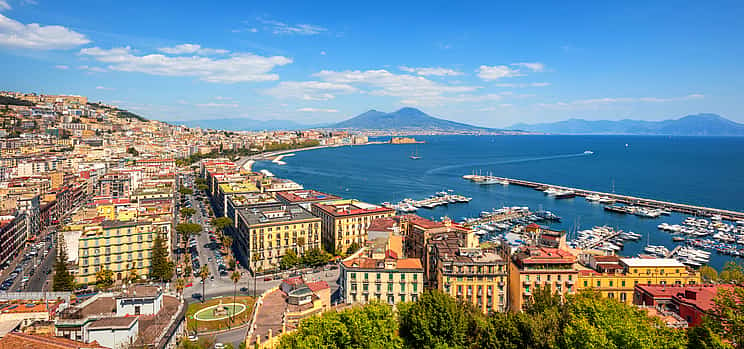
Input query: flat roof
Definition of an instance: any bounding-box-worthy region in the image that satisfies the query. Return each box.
[275,190,341,203]
[88,316,138,330]
[620,258,686,268]
[239,204,319,226]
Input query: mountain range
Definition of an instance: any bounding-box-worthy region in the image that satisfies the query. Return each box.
[329,107,501,132]
[510,113,744,136]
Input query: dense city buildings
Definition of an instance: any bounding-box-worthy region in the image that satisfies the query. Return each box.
[508,246,579,311]
[311,199,395,254]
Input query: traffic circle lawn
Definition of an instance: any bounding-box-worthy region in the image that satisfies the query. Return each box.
[186,296,255,333]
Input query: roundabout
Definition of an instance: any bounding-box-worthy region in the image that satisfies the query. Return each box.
[194,302,247,321]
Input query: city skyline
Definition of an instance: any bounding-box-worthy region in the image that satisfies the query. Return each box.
[1,0,743,127]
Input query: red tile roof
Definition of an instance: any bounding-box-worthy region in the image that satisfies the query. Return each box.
[306,281,329,292]
[0,332,108,349]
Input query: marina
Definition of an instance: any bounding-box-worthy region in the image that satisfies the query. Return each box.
[462,174,744,221]
[382,190,472,213]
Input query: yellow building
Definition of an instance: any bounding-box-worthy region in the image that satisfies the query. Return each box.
[75,220,172,284]
[311,199,395,254]
[577,256,700,304]
[234,203,322,272]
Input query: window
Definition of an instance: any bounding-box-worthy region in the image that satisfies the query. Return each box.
[584,281,588,287]
[388,283,393,292]
[597,281,601,287]
[609,280,613,287]
[621,280,626,287]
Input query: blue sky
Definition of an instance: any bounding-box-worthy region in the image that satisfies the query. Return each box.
[1,0,742,127]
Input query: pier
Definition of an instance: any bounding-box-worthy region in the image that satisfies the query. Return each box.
[464,175,744,221]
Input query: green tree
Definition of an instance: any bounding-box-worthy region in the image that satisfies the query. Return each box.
[700,265,719,283]
[150,234,174,282]
[398,290,483,349]
[705,286,744,349]
[719,261,744,284]
[199,265,210,303]
[95,268,114,289]
[52,235,75,291]
[179,187,193,195]
[197,184,209,192]
[687,320,732,349]
[180,207,196,218]
[175,278,185,299]
[278,301,402,349]
[211,217,233,233]
[176,223,202,241]
[300,247,331,267]
[561,290,687,349]
[195,178,207,185]
[280,249,300,270]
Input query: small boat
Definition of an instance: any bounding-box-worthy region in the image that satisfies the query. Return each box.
[672,236,686,242]
[583,150,594,155]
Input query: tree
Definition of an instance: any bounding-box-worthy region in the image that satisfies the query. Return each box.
[297,236,306,256]
[150,234,174,282]
[195,178,207,186]
[300,247,330,267]
[687,320,732,349]
[180,207,196,218]
[176,223,202,241]
[280,249,300,270]
[95,269,114,289]
[199,265,210,303]
[128,269,139,283]
[719,261,744,284]
[706,286,744,349]
[346,242,361,255]
[197,184,209,192]
[561,290,687,349]
[278,301,403,349]
[183,263,192,278]
[700,265,719,283]
[126,147,139,156]
[211,217,233,232]
[398,290,484,349]
[179,187,193,195]
[230,270,241,322]
[53,235,75,291]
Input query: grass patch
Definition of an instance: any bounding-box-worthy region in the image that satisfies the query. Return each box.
[186,296,255,333]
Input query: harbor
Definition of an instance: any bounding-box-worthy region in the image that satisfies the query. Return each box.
[382,191,472,213]
[463,174,744,221]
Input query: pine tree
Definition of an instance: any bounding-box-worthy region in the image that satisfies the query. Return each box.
[149,233,173,282]
[53,234,75,291]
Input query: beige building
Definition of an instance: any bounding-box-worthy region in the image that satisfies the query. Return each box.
[311,199,395,254]
[234,203,321,272]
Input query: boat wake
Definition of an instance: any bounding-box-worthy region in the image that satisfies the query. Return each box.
[425,152,589,176]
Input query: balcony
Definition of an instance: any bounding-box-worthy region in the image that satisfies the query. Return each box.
[523,289,531,296]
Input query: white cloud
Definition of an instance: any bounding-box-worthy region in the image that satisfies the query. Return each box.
[95,86,114,90]
[314,69,478,100]
[214,96,232,100]
[257,18,326,35]
[0,14,90,49]
[477,65,523,81]
[539,94,704,108]
[495,82,550,88]
[0,1,10,10]
[297,107,338,113]
[80,46,292,83]
[78,65,107,73]
[55,64,69,70]
[195,102,239,108]
[264,81,358,101]
[511,62,545,72]
[399,66,463,76]
[158,43,229,55]
[400,93,504,106]
[320,50,326,55]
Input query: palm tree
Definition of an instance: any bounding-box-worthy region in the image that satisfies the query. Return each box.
[128,269,138,284]
[175,278,185,299]
[199,265,210,303]
[230,270,241,322]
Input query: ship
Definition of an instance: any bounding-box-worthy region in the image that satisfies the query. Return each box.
[410,144,421,160]
[604,204,629,214]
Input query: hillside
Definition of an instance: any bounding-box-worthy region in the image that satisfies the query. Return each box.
[174,118,314,131]
[331,107,500,132]
[511,113,744,136]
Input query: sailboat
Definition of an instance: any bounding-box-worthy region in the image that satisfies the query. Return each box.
[410,144,421,160]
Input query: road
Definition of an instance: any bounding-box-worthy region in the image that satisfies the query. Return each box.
[1,229,56,292]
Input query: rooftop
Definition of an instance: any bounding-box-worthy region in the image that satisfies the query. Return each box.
[620,258,686,268]
[0,332,108,349]
[275,190,341,203]
[514,246,576,265]
[117,285,162,298]
[635,284,734,312]
[313,199,393,217]
[87,316,138,330]
[239,204,318,226]
[343,257,423,271]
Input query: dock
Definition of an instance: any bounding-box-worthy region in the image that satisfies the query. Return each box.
[464,175,744,221]
[666,245,683,258]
